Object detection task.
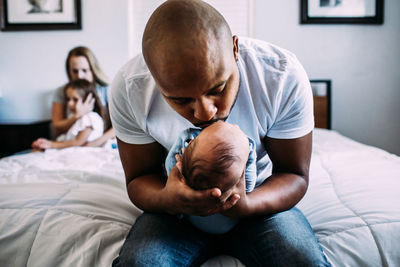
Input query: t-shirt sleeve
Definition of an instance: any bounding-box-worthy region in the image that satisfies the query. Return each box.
[96,85,109,106]
[89,112,104,136]
[67,116,89,137]
[267,55,314,139]
[109,69,156,144]
[165,128,201,176]
[244,137,257,192]
[53,85,65,104]
[165,137,182,176]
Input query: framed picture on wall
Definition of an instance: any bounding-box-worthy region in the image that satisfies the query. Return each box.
[300,0,384,24]
[0,0,81,31]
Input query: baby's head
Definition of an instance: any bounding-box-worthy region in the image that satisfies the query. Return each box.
[181,121,250,192]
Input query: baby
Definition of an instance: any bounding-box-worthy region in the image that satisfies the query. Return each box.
[165,120,257,234]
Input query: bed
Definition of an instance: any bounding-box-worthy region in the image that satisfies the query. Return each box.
[0,128,399,267]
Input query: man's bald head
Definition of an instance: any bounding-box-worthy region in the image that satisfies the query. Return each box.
[142,0,234,87]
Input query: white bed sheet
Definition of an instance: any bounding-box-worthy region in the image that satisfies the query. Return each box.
[298,129,400,267]
[0,129,399,266]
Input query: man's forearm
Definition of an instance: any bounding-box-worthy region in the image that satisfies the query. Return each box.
[245,173,308,216]
[127,174,168,213]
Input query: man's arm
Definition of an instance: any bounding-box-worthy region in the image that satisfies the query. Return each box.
[224,131,312,218]
[117,138,166,212]
[117,137,240,216]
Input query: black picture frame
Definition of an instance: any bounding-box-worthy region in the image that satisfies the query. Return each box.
[310,79,331,129]
[0,0,81,31]
[301,0,383,24]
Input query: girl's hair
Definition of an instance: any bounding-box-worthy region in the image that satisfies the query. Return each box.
[66,46,109,86]
[64,79,110,130]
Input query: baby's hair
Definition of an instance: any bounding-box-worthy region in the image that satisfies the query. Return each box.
[64,79,107,128]
[182,139,240,191]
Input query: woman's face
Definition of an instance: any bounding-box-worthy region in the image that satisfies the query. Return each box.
[68,56,94,82]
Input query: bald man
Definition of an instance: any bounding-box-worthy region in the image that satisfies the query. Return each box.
[110,0,330,266]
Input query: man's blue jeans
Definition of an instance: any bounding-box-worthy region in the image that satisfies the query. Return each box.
[112,207,330,266]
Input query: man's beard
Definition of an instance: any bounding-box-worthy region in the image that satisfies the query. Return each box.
[194,79,240,129]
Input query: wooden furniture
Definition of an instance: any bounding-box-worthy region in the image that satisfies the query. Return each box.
[311,80,331,129]
[0,120,51,158]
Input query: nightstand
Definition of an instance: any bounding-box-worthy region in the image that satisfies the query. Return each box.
[0,120,51,158]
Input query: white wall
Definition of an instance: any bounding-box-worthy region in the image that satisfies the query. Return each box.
[1,0,399,155]
[252,0,400,155]
[0,0,132,124]
[129,0,252,57]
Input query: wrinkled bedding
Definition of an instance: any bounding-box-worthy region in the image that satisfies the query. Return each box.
[0,129,399,266]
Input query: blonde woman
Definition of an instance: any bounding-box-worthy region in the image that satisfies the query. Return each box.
[52,46,115,147]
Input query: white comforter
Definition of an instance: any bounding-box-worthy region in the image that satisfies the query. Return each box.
[0,129,399,266]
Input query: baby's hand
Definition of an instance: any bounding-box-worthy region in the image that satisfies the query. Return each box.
[161,157,240,216]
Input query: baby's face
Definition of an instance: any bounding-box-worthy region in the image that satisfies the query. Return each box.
[190,121,250,191]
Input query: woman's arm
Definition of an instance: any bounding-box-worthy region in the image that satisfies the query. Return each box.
[52,102,78,135]
[84,128,116,147]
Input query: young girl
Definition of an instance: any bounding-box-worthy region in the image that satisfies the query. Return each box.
[32,79,105,150]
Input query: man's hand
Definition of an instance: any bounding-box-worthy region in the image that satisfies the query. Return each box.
[161,158,240,216]
[118,139,240,216]
[75,93,94,118]
[221,172,250,219]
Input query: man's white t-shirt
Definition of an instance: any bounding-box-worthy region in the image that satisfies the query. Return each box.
[109,37,314,185]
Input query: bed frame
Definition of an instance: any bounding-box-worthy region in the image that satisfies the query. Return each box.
[311,79,331,129]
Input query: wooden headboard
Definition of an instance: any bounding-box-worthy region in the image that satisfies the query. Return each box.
[310,80,331,129]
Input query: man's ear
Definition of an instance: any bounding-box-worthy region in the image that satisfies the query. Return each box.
[232,35,239,61]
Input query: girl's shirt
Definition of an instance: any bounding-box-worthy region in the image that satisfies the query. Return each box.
[56,112,104,142]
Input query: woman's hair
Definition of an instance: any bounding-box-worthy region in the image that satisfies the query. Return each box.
[66,46,109,86]
[64,79,109,130]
